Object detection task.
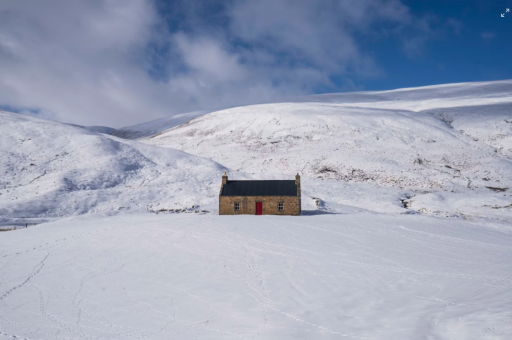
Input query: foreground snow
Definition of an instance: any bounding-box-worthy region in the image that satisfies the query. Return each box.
[1,212,511,340]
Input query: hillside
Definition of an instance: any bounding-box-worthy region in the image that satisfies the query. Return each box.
[111,110,211,140]
[0,111,227,227]
[143,80,512,220]
[66,124,116,134]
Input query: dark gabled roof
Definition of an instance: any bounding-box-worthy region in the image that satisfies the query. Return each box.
[221,180,297,196]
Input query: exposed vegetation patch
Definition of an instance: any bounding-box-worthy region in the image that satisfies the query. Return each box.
[485,186,508,192]
[400,196,413,209]
[482,204,512,209]
[318,166,337,174]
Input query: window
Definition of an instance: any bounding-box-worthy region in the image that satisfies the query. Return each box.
[278,202,284,211]
[234,202,240,211]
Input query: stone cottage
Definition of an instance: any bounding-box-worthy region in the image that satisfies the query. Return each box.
[219,172,301,216]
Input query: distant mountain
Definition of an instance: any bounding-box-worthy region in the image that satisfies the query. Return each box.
[293,80,512,105]
[111,110,211,140]
[66,123,115,134]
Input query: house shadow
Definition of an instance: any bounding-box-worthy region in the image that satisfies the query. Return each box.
[300,210,344,216]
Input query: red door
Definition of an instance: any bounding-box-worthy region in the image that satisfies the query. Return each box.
[256,202,263,215]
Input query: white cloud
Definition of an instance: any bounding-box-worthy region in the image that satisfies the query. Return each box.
[0,0,450,127]
[0,0,170,127]
[173,34,246,83]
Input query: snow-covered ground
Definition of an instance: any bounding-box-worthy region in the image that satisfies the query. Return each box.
[0,111,226,228]
[144,80,512,221]
[1,80,512,339]
[1,212,511,340]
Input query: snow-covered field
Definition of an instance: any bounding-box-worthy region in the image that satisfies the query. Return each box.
[1,212,512,340]
[1,80,512,339]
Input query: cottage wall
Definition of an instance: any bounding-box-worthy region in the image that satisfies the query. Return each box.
[219,196,301,216]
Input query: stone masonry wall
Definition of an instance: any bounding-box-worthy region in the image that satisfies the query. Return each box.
[219,196,301,216]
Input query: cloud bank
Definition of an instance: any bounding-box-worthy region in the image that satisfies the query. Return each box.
[0,0,448,127]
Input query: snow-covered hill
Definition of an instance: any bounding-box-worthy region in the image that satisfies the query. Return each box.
[0,110,420,226]
[3,80,511,222]
[294,80,512,106]
[66,124,116,135]
[0,111,226,226]
[111,110,210,140]
[143,80,512,220]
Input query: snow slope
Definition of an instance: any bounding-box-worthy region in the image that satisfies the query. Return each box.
[143,80,512,220]
[111,110,211,140]
[1,212,511,340]
[294,80,512,106]
[0,110,424,226]
[0,111,226,226]
[66,124,116,135]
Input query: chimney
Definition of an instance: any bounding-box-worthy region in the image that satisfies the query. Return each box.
[295,173,301,197]
[222,171,228,185]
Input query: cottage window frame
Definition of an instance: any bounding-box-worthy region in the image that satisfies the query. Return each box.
[234,202,240,211]
[278,202,284,211]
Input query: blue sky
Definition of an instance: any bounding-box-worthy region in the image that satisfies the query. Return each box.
[0,0,510,127]
[152,0,512,92]
[368,0,512,90]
